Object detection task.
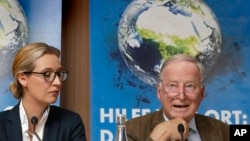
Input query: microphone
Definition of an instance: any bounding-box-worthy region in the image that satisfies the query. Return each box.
[31,116,42,141]
[178,123,185,141]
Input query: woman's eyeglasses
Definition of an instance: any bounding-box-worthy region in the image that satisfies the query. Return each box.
[23,71,68,82]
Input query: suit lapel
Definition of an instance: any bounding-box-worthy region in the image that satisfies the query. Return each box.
[195,114,220,141]
[6,104,23,141]
[150,109,165,131]
[43,106,59,141]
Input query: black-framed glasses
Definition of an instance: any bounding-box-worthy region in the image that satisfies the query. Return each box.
[23,71,68,82]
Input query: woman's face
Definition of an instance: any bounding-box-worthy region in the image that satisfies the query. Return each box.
[20,54,63,106]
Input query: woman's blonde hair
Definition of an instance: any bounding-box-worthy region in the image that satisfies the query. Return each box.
[9,42,60,99]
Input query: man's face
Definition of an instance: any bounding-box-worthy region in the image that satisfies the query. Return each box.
[157,61,204,122]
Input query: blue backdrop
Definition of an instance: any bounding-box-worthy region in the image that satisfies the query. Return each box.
[90,0,250,141]
[0,0,62,111]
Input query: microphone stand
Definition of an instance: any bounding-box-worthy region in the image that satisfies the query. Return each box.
[31,116,42,141]
[178,123,185,141]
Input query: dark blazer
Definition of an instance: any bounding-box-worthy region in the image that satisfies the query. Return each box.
[0,103,87,141]
[126,109,229,141]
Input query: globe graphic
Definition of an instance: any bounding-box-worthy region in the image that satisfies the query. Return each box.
[0,0,28,93]
[118,0,221,86]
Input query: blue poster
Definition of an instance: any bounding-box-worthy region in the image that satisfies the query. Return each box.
[0,0,62,111]
[90,0,250,140]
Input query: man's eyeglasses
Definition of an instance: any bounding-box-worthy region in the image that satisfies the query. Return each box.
[23,71,68,82]
[160,80,201,97]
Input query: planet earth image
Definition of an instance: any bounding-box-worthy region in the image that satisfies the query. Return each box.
[0,0,28,92]
[118,0,221,86]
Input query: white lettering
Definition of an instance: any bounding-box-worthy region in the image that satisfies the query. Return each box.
[234,129,241,136]
[99,108,247,124]
[241,129,247,136]
[100,130,113,141]
[234,129,247,136]
[100,108,114,123]
[115,108,127,119]
[205,110,219,119]
[204,110,246,124]
[131,109,152,118]
[232,111,242,124]
[132,109,140,118]
[142,109,151,116]
[221,110,231,124]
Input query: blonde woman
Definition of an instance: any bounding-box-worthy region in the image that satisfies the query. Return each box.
[0,43,86,141]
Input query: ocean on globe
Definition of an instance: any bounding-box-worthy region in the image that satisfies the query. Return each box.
[118,0,221,86]
[0,0,28,92]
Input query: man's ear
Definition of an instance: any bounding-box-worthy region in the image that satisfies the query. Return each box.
[200,84,205,99]
[17,73,28,87]
[156,82,162,99]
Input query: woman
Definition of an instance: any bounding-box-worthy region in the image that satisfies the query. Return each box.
[0,43,87,141]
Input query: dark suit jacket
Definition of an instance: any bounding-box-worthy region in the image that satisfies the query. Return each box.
[126,109,229,141]
[0,103,87,141]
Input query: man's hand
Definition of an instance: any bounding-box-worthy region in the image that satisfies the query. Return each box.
[149,118,189,141]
